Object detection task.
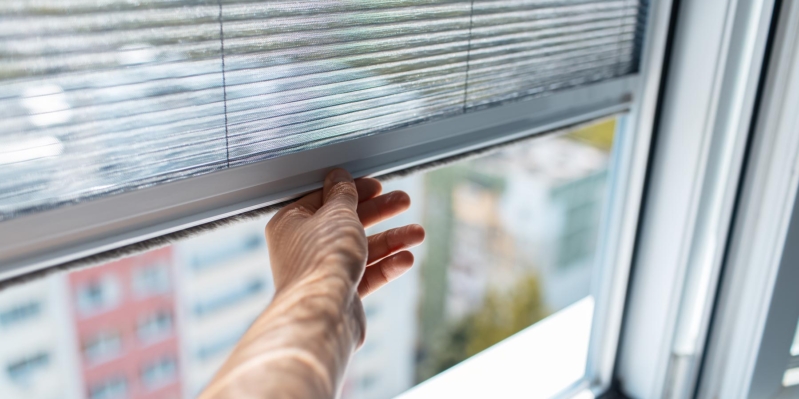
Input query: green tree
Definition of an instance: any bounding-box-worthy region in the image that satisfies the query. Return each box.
[422,272,548,379]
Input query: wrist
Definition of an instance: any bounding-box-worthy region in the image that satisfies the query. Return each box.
[204,285,364,399]
[272,271,366,347]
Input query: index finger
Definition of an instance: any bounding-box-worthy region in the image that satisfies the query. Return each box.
[288,177,383,216]
[321,168,359,213]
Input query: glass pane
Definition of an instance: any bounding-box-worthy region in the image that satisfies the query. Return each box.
[0,116,620,398]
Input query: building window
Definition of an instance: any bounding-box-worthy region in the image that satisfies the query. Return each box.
[76,276,121,316]
[83,331,123,365]
[140,356,177,390]
[190,234,264,272]
[193,278,265,317]
[552,170,607,269]
[132,263,171,297]
[137,310,173,344]
[6,352,49,385]
[89,376,127,399]
[0,301,40,328]
[195,326,249,361]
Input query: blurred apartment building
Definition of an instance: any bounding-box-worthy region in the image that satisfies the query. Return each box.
[416,125,613,377]
[0,206,421,399]
[0,274,81,399]
[499,133,610,310]
[341,175,424,399]
[67,247,182,399]
[0,247,183,399]
[171,221,274,399]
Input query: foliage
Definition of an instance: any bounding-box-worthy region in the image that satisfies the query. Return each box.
[565,117,616,152]
[420,272,548,380]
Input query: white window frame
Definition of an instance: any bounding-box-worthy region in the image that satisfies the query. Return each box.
[615,0,780,398]
[584,0,674,393]
[5,0,799,397]
[696,1,799,397]
[11,1,786,398]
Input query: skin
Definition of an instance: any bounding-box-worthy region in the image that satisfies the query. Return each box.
[199,169,426,399]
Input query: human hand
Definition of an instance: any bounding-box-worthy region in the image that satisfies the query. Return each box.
[201,169,424,399]
[266,167,425,300]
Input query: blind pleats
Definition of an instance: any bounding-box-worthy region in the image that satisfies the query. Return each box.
[466,0,639,107]
[0,0,228,221]
[219,0,473,163]
[0,0,647,220]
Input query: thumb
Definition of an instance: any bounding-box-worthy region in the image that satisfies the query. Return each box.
[322,168,358,212]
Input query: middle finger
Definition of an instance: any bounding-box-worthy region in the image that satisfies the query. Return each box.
[357,190,411,228]
[366,224,425,265]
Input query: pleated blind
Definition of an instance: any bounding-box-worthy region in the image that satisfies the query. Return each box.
[0,0,647,221]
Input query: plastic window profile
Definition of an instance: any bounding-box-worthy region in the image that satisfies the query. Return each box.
[698,1,799,397]
[615,0,778,397]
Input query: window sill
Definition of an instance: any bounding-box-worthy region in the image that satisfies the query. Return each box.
[396,297,594,399]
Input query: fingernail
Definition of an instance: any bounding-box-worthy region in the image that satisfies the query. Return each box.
[329,168,352,183]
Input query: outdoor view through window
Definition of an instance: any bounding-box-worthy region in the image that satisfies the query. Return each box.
[0,116,620,399]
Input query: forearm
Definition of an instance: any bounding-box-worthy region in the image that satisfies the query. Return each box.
[199,170,420,398]
[200,272,365,399]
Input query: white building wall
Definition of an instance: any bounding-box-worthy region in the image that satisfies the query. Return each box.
[172,219,274,399]
[0,275,81,399]
[344,175,424,399]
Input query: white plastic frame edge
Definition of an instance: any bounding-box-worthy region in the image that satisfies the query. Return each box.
[615,0,776,397]
[698,1,799,397]
[584,0,674,392]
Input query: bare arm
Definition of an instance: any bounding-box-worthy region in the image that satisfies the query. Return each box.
[200,169,425,399]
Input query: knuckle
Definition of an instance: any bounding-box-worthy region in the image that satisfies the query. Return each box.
[385,228,397,246]
[330,182,358,198]
[378,264,390,284]
[265,216,281,236]
[360,279,371,296]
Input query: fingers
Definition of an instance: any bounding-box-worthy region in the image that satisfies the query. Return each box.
[267,172,378,239]
[356,178,382,203]
[286,177,382,216]
[289,190,323,215]
[366,224,425,265]
[358,251,415,298]
[321,168,359,212]
[357,190,411,228]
